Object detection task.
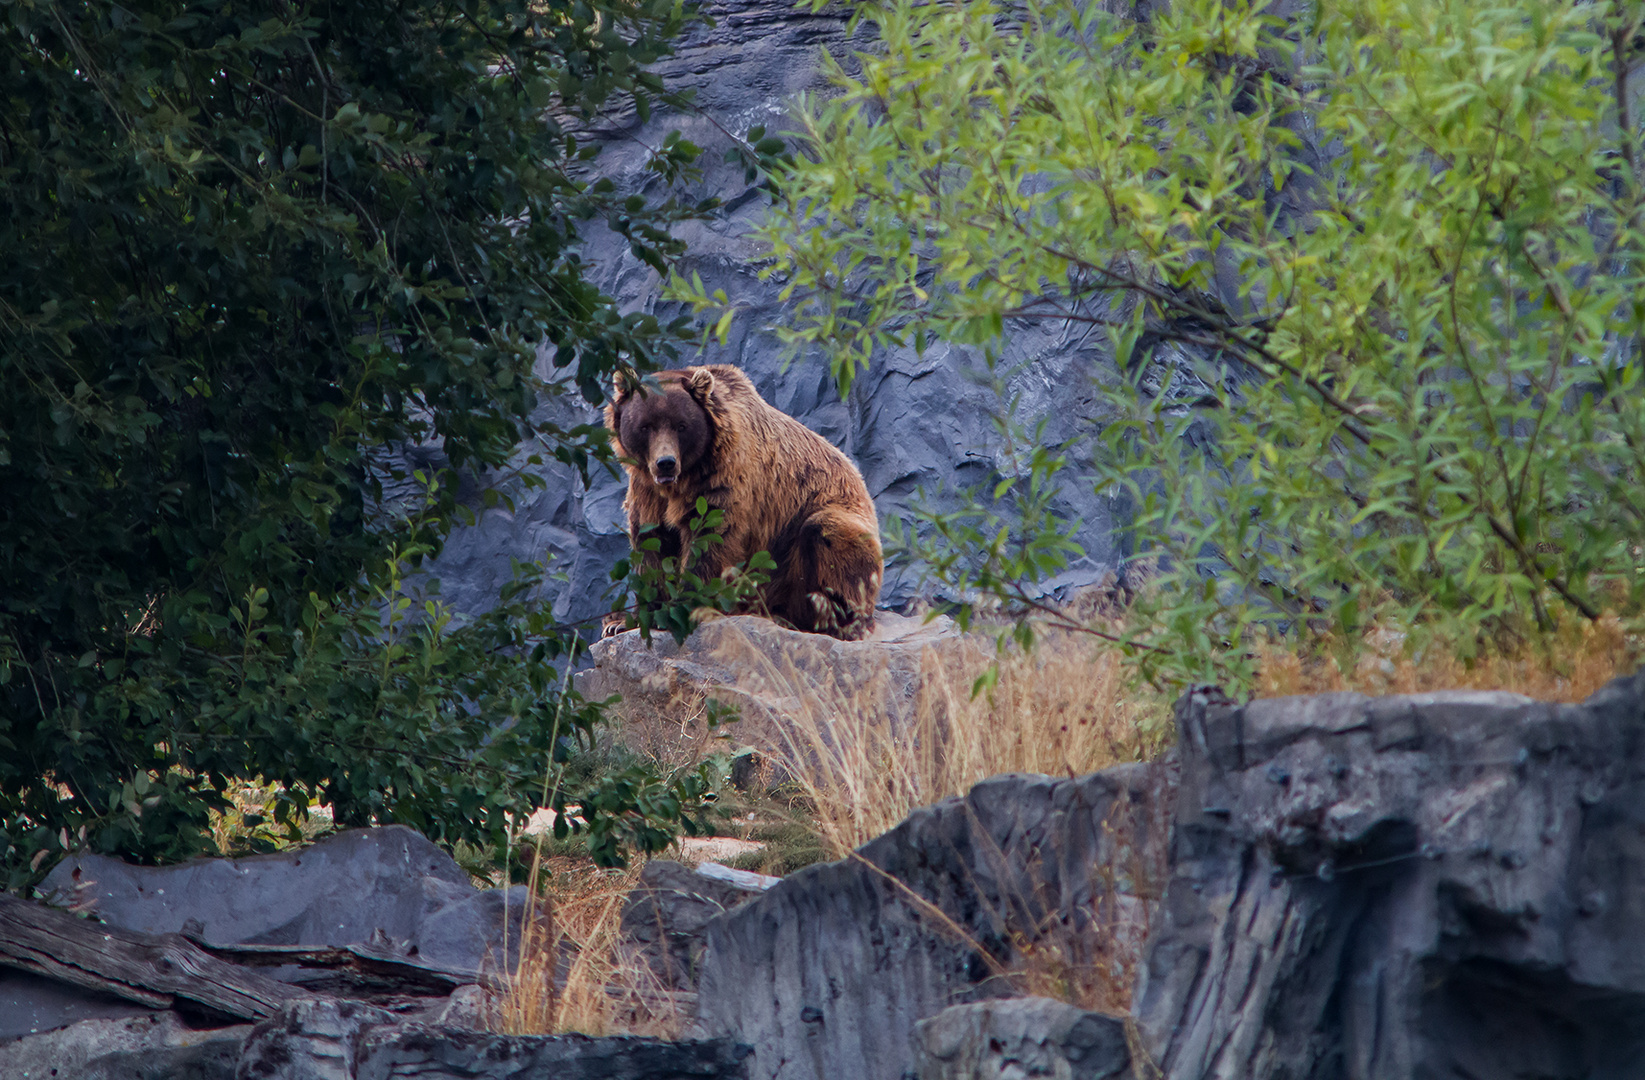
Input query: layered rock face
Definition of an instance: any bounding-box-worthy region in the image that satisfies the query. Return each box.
[416,0,1129,626]
[1133,671,1645,1079]
[693,766,1170,1080]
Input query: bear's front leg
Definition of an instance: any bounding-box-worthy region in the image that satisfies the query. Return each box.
[605,521,686,636]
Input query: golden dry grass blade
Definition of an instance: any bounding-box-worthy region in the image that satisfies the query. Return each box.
[711,623,1169,856]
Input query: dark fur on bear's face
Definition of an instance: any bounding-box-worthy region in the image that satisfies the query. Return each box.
[613,378,712,487]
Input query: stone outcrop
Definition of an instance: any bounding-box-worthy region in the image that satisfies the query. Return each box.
[413,0,1129,627]
[1132,670,1645,1079]
[911,997,1131,1080]
[577,611,969,764]
[0,967,153,1042]
[18,668,1645,1080]
[14,827,539,1041]
[0,999,752,1080]
[0,1012,249,1080]
[692,766,1170,1080]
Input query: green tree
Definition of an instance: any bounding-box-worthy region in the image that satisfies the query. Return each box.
[684,0,1645,685]
[0,0,719,884]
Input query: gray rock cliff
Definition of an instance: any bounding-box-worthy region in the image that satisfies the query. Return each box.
[415,0,1131,628]
[692,766,1168,1080]
[1132,671,1645,1079]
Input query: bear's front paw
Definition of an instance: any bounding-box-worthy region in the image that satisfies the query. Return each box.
[601,613,631,639]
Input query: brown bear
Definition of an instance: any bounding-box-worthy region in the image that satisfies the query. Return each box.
[604,364,882,641]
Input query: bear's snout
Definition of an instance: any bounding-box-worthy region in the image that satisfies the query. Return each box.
[648,430,682,485]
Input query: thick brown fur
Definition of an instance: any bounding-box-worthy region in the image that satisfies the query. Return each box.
[605,365,882,640]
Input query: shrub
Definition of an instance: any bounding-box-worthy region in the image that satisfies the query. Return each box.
[0,0,717,884]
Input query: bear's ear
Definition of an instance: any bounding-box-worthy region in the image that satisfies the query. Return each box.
[606,370,633,434]
[685,367,716,401]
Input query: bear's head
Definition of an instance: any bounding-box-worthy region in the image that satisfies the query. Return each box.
[607,367,716,488]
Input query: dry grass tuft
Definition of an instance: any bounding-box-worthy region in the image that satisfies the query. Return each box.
[493,856,689,1038]
[710,622,1170,860]
[1255,613,1641,702]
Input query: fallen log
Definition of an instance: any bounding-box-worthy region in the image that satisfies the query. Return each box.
[185,934,481,995]
[0,892,311,1020]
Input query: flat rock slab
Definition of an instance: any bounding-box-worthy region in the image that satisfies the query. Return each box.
[21,827,540,1041]
[578,612,970,766]
[912,997,1131,1080]
[0,968,153,1041]
[0,1011,249,1080]
[235,999,750,1080]
[38,826,532,981]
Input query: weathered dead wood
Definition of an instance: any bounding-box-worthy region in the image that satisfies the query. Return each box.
[0,892,311,1019]
[186,935,479,995]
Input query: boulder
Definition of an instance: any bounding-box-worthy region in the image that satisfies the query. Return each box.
[911,997,1130,1080]
[38,826,534,986]
[1132,670,1645,1079]
[578,611,971,766]
[234,998,750,1080]
[691,765,1170,1080]
[621,860,776,991]
[0,1011,249,1080]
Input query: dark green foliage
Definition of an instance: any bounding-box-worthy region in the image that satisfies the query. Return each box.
[0,0,716,885]
[606,498,778,644]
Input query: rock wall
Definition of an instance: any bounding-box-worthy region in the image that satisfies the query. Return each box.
[414,0,1131,627]
[1132,671,1645,1079]
[692,766,1169,1080]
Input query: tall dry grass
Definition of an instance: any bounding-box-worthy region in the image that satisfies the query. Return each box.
[1254,613,1640,701]
[491,648,691,1039]
[709,624,1170,858]
[493,858,690,1038]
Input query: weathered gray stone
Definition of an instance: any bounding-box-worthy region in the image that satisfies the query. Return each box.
[911,997,1130,1080]
[428,984,499,1032]
[1132,669,1645,1080]
[233,999,397,1080]
[692,766,1170,1080]
[0,1012,248,1080]
[36,826,535,988]
[40,827,469,949]
[0,968,153,1042]
[234,998,750,1080]
[620,860,771,991]
[578,611,970,764]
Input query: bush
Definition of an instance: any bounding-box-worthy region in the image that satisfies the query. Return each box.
[0,0,718,885]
